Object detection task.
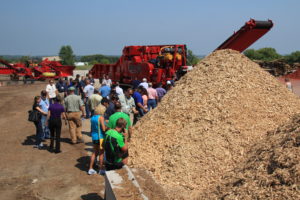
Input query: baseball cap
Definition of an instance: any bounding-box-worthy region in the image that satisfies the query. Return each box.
[68,86,75,91]
[167,80,171,85]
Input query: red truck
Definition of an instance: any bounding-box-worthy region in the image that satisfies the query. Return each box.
[90,19,273,86]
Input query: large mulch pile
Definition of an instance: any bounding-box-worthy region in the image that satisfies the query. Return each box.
[199,114,300,199]
[129,49,300,199]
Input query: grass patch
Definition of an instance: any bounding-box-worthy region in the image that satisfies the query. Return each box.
[75,65,93,70]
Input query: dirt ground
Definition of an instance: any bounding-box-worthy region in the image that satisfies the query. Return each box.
[0,83,104,200]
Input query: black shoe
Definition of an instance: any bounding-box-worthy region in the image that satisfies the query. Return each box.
[77,139,84,144]
[54,150,62,154]
[49,148,54,153]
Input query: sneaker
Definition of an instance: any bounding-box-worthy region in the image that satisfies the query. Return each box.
[33,145,39,148]
[88,169,97,175]
[99,169,106,176]
[37,143,44,150]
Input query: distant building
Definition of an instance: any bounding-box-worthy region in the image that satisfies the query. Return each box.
[42,56,61,61]
[74,62,88,66]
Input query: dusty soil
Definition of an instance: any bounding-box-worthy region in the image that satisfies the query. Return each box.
[0,84,104,200]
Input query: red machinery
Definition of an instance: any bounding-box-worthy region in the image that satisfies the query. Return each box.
[90,19,273,86]
[90,45,187,85]
[0,58,75,80]
[216,19,273,52]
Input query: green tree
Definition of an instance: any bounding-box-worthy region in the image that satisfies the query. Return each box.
[244,48,281,61]
[99,58,110,64]
[284,51,300,64]
[80,54,119,64]
[187,49,200,65]
[59,45,75,65]
[257,48,281,61]
[244,49,260,60]
[19,56,31,63]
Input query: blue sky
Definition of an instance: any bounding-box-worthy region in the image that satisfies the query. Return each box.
[0,0,299,56]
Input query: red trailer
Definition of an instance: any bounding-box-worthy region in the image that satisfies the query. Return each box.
[90,19,273,86]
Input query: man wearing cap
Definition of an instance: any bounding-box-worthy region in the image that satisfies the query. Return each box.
[147,82,158,110]
[166,80,173,92]
[64,87,85,144]
[139,78,149,89]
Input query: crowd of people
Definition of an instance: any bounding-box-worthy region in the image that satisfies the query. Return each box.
[30,74,175,175]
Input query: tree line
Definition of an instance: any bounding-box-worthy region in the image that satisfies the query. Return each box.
[3,46,298,66]
[244,48,300,64]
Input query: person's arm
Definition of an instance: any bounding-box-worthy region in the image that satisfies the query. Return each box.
[80,106,86,118]
[121,141,128,152]
[99,116,106,132]
[79,99,86,118]
[155,90,159,102]
[46,110,51,126]
[137,102,147,112]
[36,106,47,115]
[54,85,58,95]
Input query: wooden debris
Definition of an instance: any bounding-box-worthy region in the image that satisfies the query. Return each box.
[129,49,300,199]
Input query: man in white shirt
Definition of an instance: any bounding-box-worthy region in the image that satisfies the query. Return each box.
[102,75,112,87]
[115,82,123,95]
[83,80,95,118]
[46,79,57,104]
[139,78,149,89]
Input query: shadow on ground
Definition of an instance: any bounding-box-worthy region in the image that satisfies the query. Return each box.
[75,156,90,172]
[22,134,36,145]
[81,193,104,200]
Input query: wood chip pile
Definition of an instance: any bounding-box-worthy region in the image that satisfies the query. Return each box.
[199,114,300,199]
[129,49,300,199]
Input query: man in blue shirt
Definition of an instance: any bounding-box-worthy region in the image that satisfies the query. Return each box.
[56,78,67,98]
[40,90,50,139]
[99,83,111,98]
[132,86,147,124]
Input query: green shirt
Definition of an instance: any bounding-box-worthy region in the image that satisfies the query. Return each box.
[108,112,131,130]
[64,94,84,112]
[105,129,125,163]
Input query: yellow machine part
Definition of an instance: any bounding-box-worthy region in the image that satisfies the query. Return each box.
[42,72,56,77]
[164,53,173,61]
[175,53,182,60]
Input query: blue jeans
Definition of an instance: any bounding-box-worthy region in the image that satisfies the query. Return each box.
[34,120,43,145]
[147,99,157,110]
[41,115,50,139]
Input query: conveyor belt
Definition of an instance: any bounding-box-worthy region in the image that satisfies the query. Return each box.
[215,19,274,52]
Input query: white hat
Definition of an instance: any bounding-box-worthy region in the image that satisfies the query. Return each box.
[167,80,171,85]
[143,78,147,82]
